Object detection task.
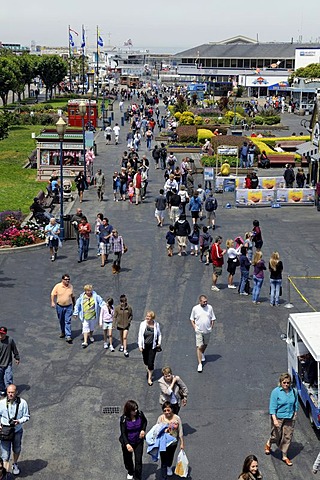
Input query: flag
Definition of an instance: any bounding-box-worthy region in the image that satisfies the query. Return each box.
[97,34,104,47]
[81,26,86,49]
[69,33,75,47]
[124,38,132,46]
[70,28,79,36]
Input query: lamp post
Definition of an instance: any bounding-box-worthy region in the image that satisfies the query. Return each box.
[233,85,238,127]
[56,117,67,241]
[79,100,87,182]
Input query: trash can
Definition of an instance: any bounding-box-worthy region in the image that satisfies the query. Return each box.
[94,141,97,156]
[63,214,76,240]
[189,159,196,174]
[124,111,130,122]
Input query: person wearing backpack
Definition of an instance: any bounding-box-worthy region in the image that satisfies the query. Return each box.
[199,226,213,264]
[205,191,218,230]
[159,143,167,170]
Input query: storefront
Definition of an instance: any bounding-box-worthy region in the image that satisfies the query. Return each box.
[36,129,85,181]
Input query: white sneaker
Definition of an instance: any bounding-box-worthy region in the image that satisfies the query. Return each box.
[103,342,109,349]
[211,285,220,291]
[240,292,249,296]
[228,285,237,289]
[197,363,203,372]
[127,475,134,480]
[201,353,206,362]
[109,345,115,352]
[12,463,20,475]
[89,336,95,342]
[167,466,173,476]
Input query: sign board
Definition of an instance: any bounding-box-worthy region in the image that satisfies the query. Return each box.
[223,179,236,192]
[276,188,315,204]
[188,83,206,92]
[295,48,320,69]
[217,146,238,156]
[204,167,214,182]
[85,131,94,148]
[236,189,275,206]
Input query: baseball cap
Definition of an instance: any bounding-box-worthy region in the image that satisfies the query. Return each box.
[0,327,7,334]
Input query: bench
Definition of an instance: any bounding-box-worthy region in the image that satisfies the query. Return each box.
[36,190,56,210]
[266,154,296,167]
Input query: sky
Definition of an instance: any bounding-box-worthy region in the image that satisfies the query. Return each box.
[2,0,320,53]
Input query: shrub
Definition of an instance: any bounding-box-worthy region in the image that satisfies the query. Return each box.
[179,111,195,125]
[197,129,214,143]
[264,116,281,125]
[194,116,203,125]
[176,125,197,143]
[254,116,264,125]
[201,155,238,167]
[0,114,9,140]
[174,112,182,120]
[0,211,44,247]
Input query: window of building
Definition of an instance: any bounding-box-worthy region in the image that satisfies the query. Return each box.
[285,60,293,69]
[244,59,250,68]
[251,59,257,68]
[218,59,224,67]
[257,59,264,68]
[212,59,217,67]
[237,59,243,68]
[224,59,230,67]
[205,59,212,68]
[231,59,237,67]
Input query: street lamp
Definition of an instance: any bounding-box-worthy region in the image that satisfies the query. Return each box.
[56,117,67,241]
[233,85,238,126]
[79,100,87,182]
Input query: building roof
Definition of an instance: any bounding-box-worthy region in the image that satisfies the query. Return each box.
[175,42,320,59]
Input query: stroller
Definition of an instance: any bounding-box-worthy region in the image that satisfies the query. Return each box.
[63,179,74,202]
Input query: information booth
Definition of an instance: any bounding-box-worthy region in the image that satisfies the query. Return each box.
[36,129,85,181]
[67,99,98,128]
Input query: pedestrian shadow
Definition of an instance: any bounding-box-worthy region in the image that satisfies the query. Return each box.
[142,462,158,479]
[18,459,48,477]
[205,354,221,364]
[17,384,31,395]
[182,422,197,437]
[270,440,304,462]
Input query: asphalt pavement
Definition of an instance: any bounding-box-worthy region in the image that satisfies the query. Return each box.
[0,101,319,479]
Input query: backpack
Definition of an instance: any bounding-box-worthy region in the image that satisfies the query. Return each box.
[205,197,217,212]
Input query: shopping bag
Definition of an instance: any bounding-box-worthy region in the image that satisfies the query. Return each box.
[174,449,189,477]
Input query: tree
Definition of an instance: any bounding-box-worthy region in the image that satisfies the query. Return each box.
[0,114,9,140]
[289,63,320,83]
[17,54,38,98]
[0,56,22,106]
[174,95,188,113]
[37,55,68,100]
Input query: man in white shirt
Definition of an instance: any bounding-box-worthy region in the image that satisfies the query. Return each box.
[113,123,121,145]
[190,295,216,373]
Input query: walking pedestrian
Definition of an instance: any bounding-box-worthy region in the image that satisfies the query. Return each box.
[138,311,162,386]
[94,169,105,202]
[156,402,184,479]
[50,274,75,343]
[252,220,263,250]
[0,384,30,476]
[78,216,91,263]
[226,239,241,289]
[74,171,87,203]
[119,400,147,480]
[199,226,212,264]
[239,246,251,295]
[173,214,191,257]
[0,328,20,396]
[113,123,120,144]
[165,225,175,257]
[71,208,84,245]
[73,284,105,348]
[110,229,125,274]
[238,454,262,479]
[114,295,133,357]
[211,236,226,291]
[190,295,216,372]
[158,367,188,414]
[265,373,298,466]
[204,191,217,229]
[155,189,167,227]
[98,218,113,268]
[44,217,60,262]
[99,297,115,351]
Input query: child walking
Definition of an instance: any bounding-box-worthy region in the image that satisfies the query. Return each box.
[128,181,134,204]
[199,226,212,264]
[99,297,115,351]
[165,225,175,257]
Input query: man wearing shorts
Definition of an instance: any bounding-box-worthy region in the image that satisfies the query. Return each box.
[0,384,30,475]
[173,214,191,256]
[154,189,167,227]
[114,295,133,357]
[190,295,216,372]
[211,236,226,291]
[99,218,113,267]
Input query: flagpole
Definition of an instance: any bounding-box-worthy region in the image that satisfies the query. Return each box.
[96,25,99,99]
[68,25,73,92]
[82,24,85,95]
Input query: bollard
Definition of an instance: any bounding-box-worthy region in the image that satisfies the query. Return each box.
[284,275,294,308]
[111,112,114,121]
[108,116,112,125]
[121,116,124,127]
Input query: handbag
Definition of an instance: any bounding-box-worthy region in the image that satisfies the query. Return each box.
[123,245,128,254]
[0,397,20,441]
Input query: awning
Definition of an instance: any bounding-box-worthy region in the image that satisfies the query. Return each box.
[296,141,318,156]
[268,82,290,90]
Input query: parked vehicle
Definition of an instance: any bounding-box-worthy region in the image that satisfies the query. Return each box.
[286,312,320,428]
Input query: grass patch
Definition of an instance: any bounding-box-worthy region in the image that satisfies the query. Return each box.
[0,125,47,214]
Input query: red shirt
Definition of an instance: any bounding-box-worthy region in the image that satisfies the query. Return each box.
[211,242,224,267]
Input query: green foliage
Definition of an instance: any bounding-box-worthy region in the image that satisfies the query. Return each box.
[254,116,264,125]
[194,115,203,125]
[201,155,238,167]
[263,116,281,125]
[290,63,320,81]
[174,94,188,114]
[179,111,195,125]
[37,55,68,100]
[197,129,214,143]
[0,56,22,105]
[0,114,9,140]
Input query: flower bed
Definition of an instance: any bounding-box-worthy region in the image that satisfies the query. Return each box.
[0,211,45,248]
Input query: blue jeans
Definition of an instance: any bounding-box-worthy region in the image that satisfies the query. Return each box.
[146,138,152,150]
[252,276,263,302]
[240,155,247,168]
[56,304,73,337]
[239,269,249,293]
[270,279,282,305]
[247,153,254,167]
[0,364,13,393]
[79,237,89,261]
[95,233,100,254]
